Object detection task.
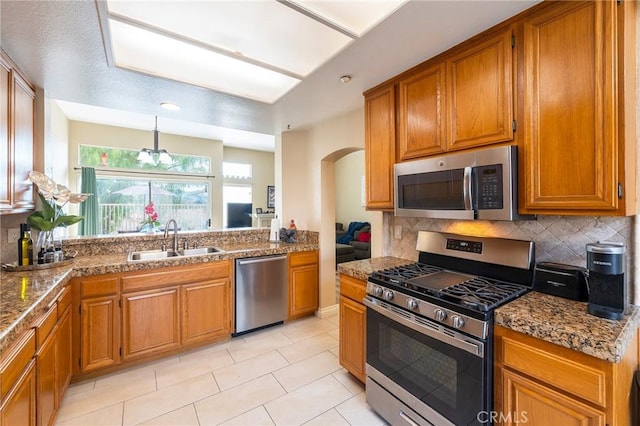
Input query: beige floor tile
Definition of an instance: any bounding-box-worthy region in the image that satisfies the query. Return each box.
[195,374,286,425]
[303,409,349,426]
[335,392,386,426]
[273,351,341,392]
[330,347,339,358]
[277,333,338,364]
[122,373,219,425]
[332,369,365,395]
[93,363,158,390]
[325,313,340,326]
[57,374,157,423]
[264,375,353,425]
[220,406,275,426]
[55,402,123,426]
[240,325,287,343]
[178,340,241,363]
[214,350,289,391]
[227,331,293,362]
[156,348,234,388]
[327,328,340,341]
[137,404,200,426]
[281,318,337,342]
[63,378,95,397]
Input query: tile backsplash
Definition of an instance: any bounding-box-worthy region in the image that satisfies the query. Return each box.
[383,213,637,303]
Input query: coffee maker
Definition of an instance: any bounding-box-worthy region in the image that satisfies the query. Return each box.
[586,242,626,320]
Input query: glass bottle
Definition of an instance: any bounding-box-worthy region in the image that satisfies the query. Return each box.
[18,224,33,266]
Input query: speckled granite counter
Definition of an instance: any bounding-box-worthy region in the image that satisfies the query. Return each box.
[337,256,414,281]
[495,291,640,363]
[1,239,317,357]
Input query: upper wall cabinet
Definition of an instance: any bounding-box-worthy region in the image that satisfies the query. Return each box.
[364,84,396,210]
[397,63,446,160]
[446,27,513,151]
[520,0,637,215]
[0,50,35,214]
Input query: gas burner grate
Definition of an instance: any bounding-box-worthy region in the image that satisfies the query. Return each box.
[439,278,528,311]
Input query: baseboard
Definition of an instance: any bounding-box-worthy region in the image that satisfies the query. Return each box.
[315,304,339,318]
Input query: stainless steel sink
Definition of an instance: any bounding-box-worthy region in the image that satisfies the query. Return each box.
[127,250,181,261]
[178,246,225,256]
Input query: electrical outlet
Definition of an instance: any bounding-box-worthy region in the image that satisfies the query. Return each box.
[8,228,20,243]
[394,225,402,240]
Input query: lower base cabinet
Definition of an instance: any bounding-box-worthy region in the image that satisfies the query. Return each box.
[182,279,230,345]
[288,251,319,320]
[338,274,366,383]
[494,325,637,426]
[1,360,36,426]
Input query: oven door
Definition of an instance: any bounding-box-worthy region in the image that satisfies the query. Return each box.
[364,297,490,426]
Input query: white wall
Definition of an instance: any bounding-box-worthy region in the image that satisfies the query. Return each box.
[335,150,375,226]
[279,107,384,309]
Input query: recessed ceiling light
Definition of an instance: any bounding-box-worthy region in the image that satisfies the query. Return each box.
[160,102,180,111]
[340,75,352,83]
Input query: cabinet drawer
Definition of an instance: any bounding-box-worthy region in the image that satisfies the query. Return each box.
[122,262,231,293]
[81,276,119,297]
[33,303,57,349]
[0,329,35,398]
[501,336,606,406]
[57,285,72,316]
[339,274,366,302]
[289,251,318,267]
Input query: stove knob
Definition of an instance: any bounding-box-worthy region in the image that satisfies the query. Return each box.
[407,299,418,310]
[434,309,447,322]
[373,286,383,297]
[383,290,394,301]
[452,315,465,329]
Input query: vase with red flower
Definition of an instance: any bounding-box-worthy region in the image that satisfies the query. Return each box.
[141,201,161,234]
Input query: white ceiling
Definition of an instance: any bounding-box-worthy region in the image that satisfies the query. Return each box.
[0,0,540,152]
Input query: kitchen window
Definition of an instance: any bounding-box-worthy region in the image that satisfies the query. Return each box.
[78,145,212,234]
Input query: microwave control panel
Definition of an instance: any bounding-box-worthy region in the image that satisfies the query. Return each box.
[475,164,503,210]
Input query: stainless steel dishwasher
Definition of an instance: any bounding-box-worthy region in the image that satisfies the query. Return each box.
[234,255,288,335]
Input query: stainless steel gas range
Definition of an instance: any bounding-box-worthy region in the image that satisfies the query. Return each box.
[365,231,534,426]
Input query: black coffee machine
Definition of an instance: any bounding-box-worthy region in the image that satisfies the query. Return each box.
[586,242,626,320]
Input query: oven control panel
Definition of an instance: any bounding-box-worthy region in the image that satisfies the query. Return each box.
[446,238,483,254]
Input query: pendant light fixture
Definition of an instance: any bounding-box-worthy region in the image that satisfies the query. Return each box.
[137,116,172,165]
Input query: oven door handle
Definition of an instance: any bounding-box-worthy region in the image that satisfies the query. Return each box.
[364,297,484,358]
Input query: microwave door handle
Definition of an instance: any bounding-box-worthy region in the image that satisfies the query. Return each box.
[463,166,473,210]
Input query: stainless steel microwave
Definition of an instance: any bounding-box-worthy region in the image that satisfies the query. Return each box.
[394,145,525,221]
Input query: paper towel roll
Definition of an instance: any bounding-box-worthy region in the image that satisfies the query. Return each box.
[269,217,280,242]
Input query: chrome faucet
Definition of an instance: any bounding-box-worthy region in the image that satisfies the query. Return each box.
[163,219,178,252]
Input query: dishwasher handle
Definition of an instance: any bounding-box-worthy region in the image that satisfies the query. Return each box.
[236,255,287,266]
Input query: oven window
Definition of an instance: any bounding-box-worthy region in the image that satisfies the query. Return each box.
[398,169,466,210]
[367,308,487,425]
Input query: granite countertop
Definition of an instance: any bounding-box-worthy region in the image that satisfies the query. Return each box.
[337,256,414,281]
[495,291,640,363]
[0,240,317,356]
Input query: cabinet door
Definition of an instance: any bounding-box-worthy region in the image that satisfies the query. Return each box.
[182,279,230,345]
[122,287,180,361]
[447,27,513,150]
[10,71,34,211]
[522,1,617,212]
[55,306,72,403]
[339,295,366,383]
[81,296,119,372]
[36,330,56,426]
[0,360,36,426]
[364,84,396,210]
[500,369,605,426]
[288,261,319,320]
[0,59,9,211]
[398,63,446,160]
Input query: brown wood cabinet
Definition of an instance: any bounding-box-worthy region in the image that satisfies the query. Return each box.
[397,63,446,160]
[494,325,637,426]
[447,27,513,151]
[0,330,36,426]
[520,0,637,215]
[34,305,57,426]
[121,287,181,361]
[73,261,232,377]
[0,50,35,214]
[78,275,121,373]
[338,274,366,383]
[287,251,319,320]
[364,84,396,210]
